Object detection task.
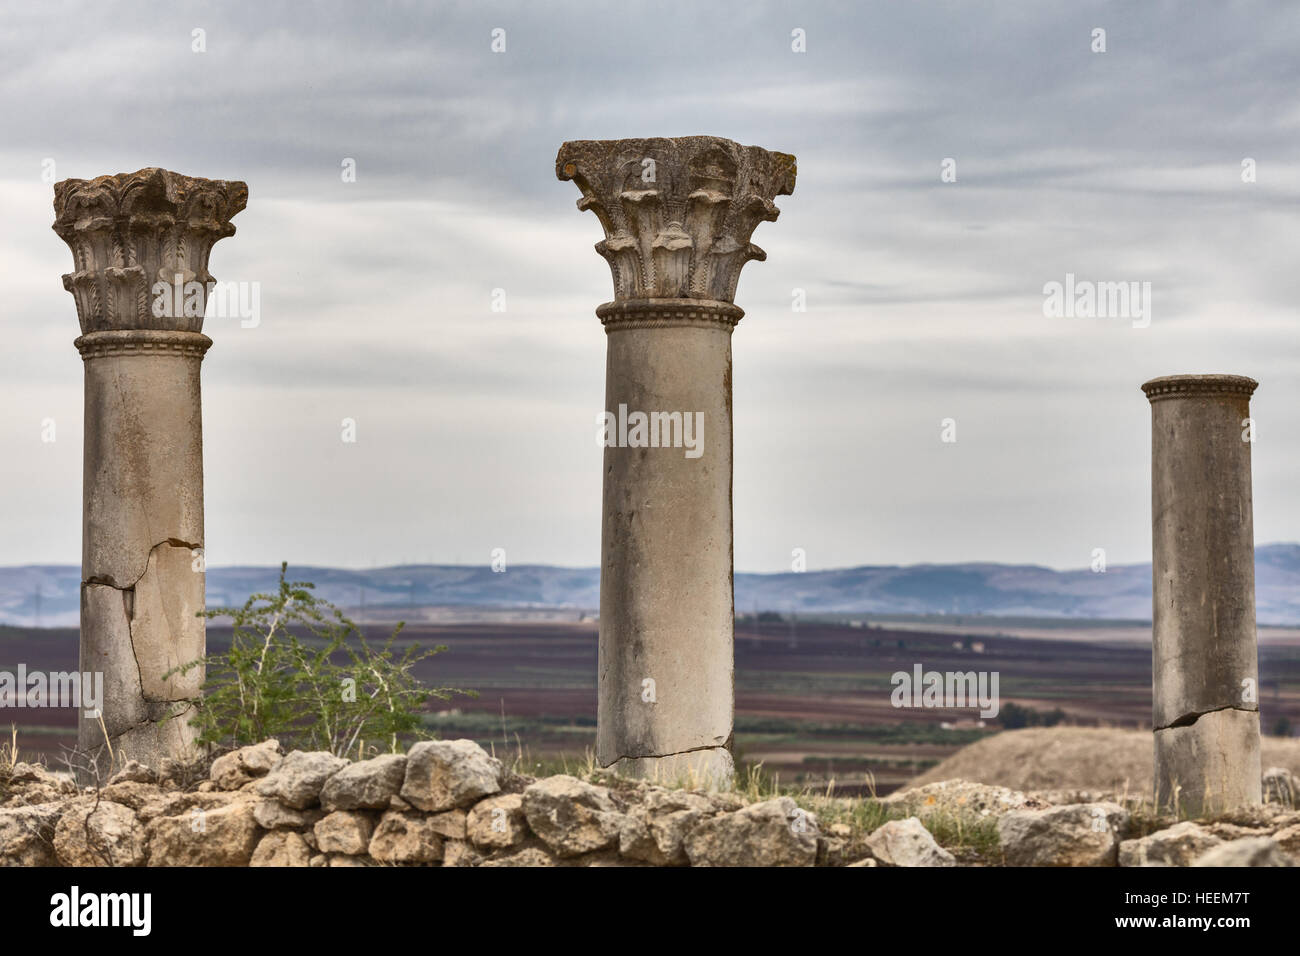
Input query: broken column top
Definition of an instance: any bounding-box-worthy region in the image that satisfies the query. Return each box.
[1142,374,1258,402]
[52,167,248,335]
[556,135,796,304]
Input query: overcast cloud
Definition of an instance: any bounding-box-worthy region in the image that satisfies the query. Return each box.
[2,0,1298,573]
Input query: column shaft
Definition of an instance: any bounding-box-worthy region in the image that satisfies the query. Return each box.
[598,312,735,782]
[79,331,210,765]
[1143,374,1261,815]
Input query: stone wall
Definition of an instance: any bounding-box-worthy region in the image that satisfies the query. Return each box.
[1,739,1297,867]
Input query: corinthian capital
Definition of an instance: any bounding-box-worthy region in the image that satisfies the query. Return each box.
[52,167,248,334]
[557,136,796,303]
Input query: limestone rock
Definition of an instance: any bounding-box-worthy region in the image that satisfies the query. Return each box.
[400,739,501,812]
[146,799,260,866]
[327,854,373,867]
[253,798,325,830]
[863,817,955,867]
[1272,823,1300,861]
[1192,836,1296,867]
[479,845,559,867]
[1119,821,1222,867]
[368,810,444,863]
[426,809,467,840]
[136,789,241,823]
[0,802,63,866]
[523,775,625,858]
[5,763,76,805]
[108,760,157,786]
[619,789,713,865]
[254,750,347,809]
[997,802,1129,866]
[100,780,165,811]
[315,810,375,855]
[442,840,482,867]
[320,754,406,811]
[210,739,283,791]
[884,780,1042,819]
[466,794,527,849]
[53,800,146,867]
[251,830,312,867]
[684,797,818,867]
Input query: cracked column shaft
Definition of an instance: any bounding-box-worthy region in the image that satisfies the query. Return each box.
[1143,374,1262,815]
[53,168,247,768]
[557,136,796,788]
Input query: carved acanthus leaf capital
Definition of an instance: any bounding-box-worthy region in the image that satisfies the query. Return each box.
[557,136,796,304]
[52,168,247,335]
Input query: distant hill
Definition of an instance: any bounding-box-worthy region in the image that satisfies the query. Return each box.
[5,544,1300,628]
[907,727,1300,792]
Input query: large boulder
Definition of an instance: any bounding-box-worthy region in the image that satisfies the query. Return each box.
[883,781,1042,820]
[250,830,312,867]
[320,754,407,811]
[619,789,713,866]
[400,740,501,812]
[522,776,624,858]
[210,739,283,791]
[4,763,75,805]
[53,800,146,867]
[1192,836,1296,867]
[466,793,528,849]
[314,810,376,855]
[254,751,348,809]
[864,816,956,867]
[253,799,325,830]
[0,802,64,866]
[146,799,260,866]
[368,810,444,863]
[1119,821,1221,867]
[684,797,818,867]
[997,802,1129,866]
[100,780,165,812]
[108,760,157,786]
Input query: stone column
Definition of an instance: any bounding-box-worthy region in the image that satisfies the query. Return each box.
[557,137,796,787]
[1142,374,1262,815]
[53,168,247,770]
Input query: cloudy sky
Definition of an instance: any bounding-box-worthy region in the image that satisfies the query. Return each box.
[2,1,1298,573]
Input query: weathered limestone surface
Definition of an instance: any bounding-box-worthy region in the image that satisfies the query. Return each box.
[557,136,795,788]
[1142,374,1261,815]
[53,168,247,770]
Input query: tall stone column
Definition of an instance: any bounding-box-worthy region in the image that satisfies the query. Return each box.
[1142,374,1262,815]
[53,168,247,770]
[557,137,796,786]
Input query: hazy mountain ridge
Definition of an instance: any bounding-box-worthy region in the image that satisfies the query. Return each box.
[5,544,1300,627]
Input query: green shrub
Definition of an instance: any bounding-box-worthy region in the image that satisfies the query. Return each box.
[170,562,475,759]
